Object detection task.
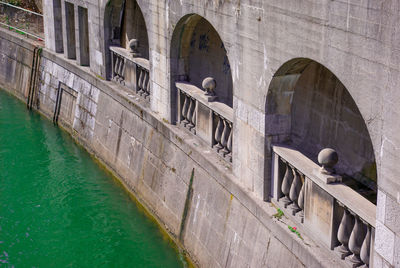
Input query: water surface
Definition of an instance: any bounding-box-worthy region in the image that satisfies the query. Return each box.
[0,89,185,267]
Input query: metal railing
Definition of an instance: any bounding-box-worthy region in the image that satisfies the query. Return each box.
[271,145,375,267]
[0,1,43,40]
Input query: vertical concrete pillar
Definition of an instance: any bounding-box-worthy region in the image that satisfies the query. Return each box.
[42,0,56,51]
[76,6,90,66]
[62,1,76,59]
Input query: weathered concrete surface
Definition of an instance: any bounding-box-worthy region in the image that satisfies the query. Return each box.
[120,0,149,59]
[5,0,400,266]
[285,61,375,187]
[0,31,38,101]
[0,28,349,267]
[62,1,76,60]
[126,2,397,266]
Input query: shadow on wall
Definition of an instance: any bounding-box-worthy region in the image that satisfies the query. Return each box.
[104,0,149,80]
[170,14,233,122]
[265,58,377,203]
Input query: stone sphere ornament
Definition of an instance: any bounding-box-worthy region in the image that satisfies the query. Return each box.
[202,77,216,96]
[129,39,140,57]
[318,148,338,175]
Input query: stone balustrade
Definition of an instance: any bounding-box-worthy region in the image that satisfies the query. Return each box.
[272,145,376,267]
[136,65,150,98]
[179,90,197,133]
[112,52,126,84]
[212,111,232,162]
[176,82,233,162]
[110,46,150,100]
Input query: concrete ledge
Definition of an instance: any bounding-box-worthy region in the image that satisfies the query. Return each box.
[0,27,41,52]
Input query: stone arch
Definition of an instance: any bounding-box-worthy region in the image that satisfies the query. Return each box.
[170,14,233,123]
[265,58,377,203]
[103,0,149,80]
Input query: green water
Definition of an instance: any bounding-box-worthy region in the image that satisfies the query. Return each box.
[0,89,185,267]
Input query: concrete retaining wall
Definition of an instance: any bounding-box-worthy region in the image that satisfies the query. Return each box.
[1,28,345,267]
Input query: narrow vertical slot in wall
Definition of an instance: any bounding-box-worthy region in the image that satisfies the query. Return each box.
[64,1,76,59]
[53,0,63,53]
[77,6,90,66]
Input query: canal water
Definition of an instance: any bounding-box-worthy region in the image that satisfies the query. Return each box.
[0,89,186,267]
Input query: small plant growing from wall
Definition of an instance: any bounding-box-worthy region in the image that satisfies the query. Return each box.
[6,0,21,6]
[288,226,303,240]
[273,208,284,220]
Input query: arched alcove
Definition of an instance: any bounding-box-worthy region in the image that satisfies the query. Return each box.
[170,14,233,122]
[169,14,234,162]
[104,0,149,80]
[266,58,377,203]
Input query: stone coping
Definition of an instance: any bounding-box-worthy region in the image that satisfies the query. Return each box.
[0,27,346,267]
[0,26,43,51]
[273,144,376,227]
[109,45,150,70]
[176,81,233,122]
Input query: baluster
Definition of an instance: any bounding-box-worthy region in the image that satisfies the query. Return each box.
[118,56,124,77]
[118,56,124,80]
[360,225,371,267]
[289,169,302,215]
[113,56,120,81]
[214,115,224,151]
[145,71,150,97]
[226,122,233,162]
[141,69,147,94]
[136,67,142,93]
[141,70,147,95]
[335,208,354,259]
[111,53,116,79]
[117,56,123,81]
[190,104,196,133]
[280,163,294,207]
[187,98,195,129]
[181,94,189,125]
[145,71,150,93]
[297,177,305,223]
[141,69,146,93]
[138,68,144,94]
[346,216,366,266]
[221,119,230,155]
[119,57,126,85]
